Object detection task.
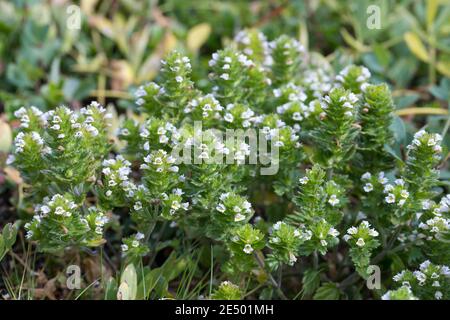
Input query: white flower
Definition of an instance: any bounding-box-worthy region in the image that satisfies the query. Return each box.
[133,202,143,211]
[135,232,145,240]
[273,221,282,230]
[413,271,426,284]
[363,183,373,192]
[361,172,371,180]
[224,113,234,123]
[216,203,226,213]
[132,240,139,248]
[347,227,358,235]
[299,177,309,185]
[385,193,395,204]
[356,238,365,247]
[328,194,340,206]
[328,228,339,237]
[40,205,51,214]
[243,244,254,254]
[435,291,443,300]
[320,239,328,247]
[220,73,229,80]
[121,244,129,252]
[234,213,245,222]
[175,76,183,83]
[289,252,297,264]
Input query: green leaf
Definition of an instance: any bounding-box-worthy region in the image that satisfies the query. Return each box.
[301,269,321,298]
[436,58,450,77]
[104,277,118,300]
[313,282,341,300]
[0,237,5,261]
[2,222,18,249]
[427,0,439,30]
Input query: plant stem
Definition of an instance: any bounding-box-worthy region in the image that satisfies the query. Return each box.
[253,252,288,300]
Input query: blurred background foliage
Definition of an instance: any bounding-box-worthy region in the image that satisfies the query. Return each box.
[0,0,448,111]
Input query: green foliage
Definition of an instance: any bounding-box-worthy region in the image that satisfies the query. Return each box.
[211,281,242,300]
[4,27,450,301]
[0,222,19,262]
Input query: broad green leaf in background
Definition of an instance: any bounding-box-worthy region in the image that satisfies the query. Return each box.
[186,23,211,52]
[404,32,429,62]
[426,0,439,30]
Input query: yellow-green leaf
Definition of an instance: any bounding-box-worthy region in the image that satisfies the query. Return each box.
[427,0,439,30]
[187,23,211,52]
[340,29,370,52]
[436,59,450,77]
[404,32,429,62]
[117,281,130,300]
[118,264,137,300]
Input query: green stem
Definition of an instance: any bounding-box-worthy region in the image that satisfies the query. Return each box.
[253,252,288,300]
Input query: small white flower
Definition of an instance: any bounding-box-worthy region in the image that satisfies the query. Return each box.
[363,183,373,192]
[328,194,340,206]
[133,201,143,211]
[273,221,282,230]
[243,244,254,254]
[135,232,145,240]
[361,172,371,180]
[356,238,365,247]
[385,193,395,204]
[224,113,234,123]
[299,177,309,185]
[175,76,183,83]
[234,213,245,222]
[289,252,297,264]
[215,203,226,213]
[328,228,339,237]
[121,244,129,252]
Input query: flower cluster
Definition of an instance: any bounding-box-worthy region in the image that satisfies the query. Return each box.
[343,221,380,277]
[99,155,136,207]
[226,224,265,273]
[267,221,303,268]
[310,87,360,169]
[387,261,450,300]
[211,281,242,300]
[11,103,111,197]
[25,194,108,252]
[121,232,149,259]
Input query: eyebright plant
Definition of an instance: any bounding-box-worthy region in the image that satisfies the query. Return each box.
[7,29,449,300]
